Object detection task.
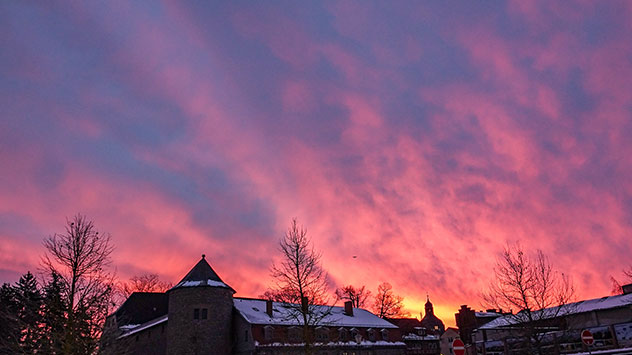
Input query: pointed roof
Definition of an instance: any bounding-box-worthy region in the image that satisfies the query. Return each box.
[170,254,235,292]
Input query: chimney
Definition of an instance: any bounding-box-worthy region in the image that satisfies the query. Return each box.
[266,300,273,317]
[344,301,354,316]
[622,283,632,295]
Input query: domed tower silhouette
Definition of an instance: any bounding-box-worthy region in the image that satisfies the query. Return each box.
[420,295,445,335]
[166,255,235,354]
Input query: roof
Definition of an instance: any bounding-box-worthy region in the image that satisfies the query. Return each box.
[421,313,444,327]
[475,311,502,318]
[171,255,234,292]
[119,315,168,338]
[479,292,632,330]
[113,292,168,326]
[234,298,398,329]
[386,318,423,335]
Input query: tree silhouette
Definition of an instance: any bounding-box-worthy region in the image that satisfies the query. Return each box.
[42,214,116,354]
[336,285,371,308]
[373,282,405,318]
[268,218,333,354]
[483,243,575,355]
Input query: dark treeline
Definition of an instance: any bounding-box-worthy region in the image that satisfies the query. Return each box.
[0,214,116,355]
[0,271,68,354]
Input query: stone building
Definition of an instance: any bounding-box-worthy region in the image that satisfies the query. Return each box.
[102,256,406,354]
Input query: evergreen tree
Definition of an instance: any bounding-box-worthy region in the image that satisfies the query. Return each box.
[14,272,43,353]
[0,282,20,354]
[40,271,66,354]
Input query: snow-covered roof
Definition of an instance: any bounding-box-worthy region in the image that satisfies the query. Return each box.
[118,315,168,338]
[234,298,398,329]
[173,279,231,289]
[402,334,439,341]
[170,255,235,292]
[479,292,632,330]
[256,340,406,347]
[475,311,501,318]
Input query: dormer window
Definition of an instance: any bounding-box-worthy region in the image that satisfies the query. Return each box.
[315,327,329,342]
[350,328,359,341]
[367,328,376,341]
[338,327,349,342]
[264,325,274,342]
[288,326,301,343]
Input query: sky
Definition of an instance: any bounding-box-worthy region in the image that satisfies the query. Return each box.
[1,1,632,327]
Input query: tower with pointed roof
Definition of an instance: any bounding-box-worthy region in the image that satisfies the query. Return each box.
[420,295,445,335]
[166,254,235,354]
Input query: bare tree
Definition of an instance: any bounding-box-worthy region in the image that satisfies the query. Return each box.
[42,214,116,354]
[483,243,575,355]
[336,285,371,308]
[610,276,623,295]
[373,282,405,318]
[119,273,172,298]
[610,267,632,295]
[268,218,333,354]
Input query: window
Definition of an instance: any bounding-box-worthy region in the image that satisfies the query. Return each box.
[244,330,249,342]
[193,308,200,319]
[380,329,389,340]
[201,308,208,319]
[350,328,359,341]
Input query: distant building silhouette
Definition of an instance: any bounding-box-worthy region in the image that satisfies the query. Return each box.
[454,305,502,349]
[420,296,445,336]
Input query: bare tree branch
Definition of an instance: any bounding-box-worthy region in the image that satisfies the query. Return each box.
[336,285,371,308]
[373,282,405,318]
[482,243,575,355]
[119,274,172,298]
[268,218,334,354]
[41,214,116,354]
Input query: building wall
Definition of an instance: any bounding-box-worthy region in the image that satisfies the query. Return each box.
[251,324,402,345]
[254,344,406,355]
[105,323,167,355]
[166,286,234,355]
[567,308,632,330]
[440,328,460,355]
[233,312,256,355]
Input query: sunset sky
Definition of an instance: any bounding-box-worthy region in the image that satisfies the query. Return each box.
[2,1,632,326]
